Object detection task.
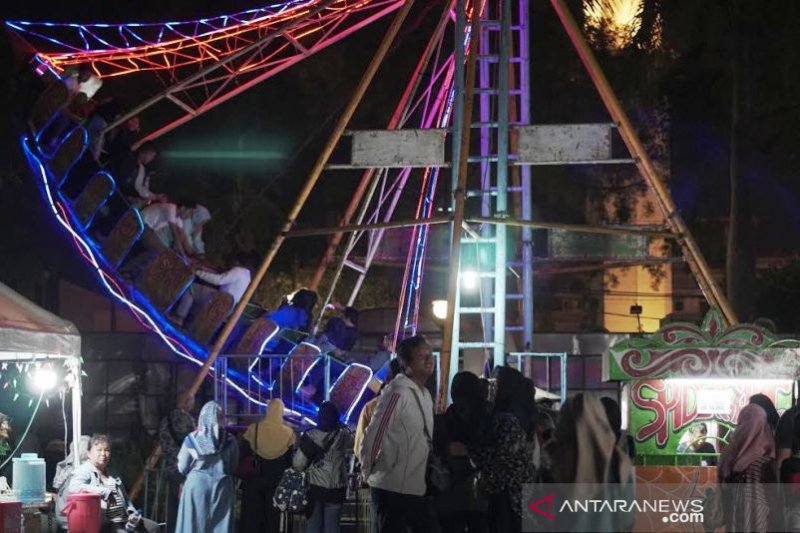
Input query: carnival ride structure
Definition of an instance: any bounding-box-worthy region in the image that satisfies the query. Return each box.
[9,0,735,423]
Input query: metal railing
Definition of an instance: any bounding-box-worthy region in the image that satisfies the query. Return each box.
[507,351,568,404]
[142,464,173,531]
[213,352,374,425]
[637,453,719,467]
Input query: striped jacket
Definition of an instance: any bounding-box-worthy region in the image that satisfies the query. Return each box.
[358,374,433,496]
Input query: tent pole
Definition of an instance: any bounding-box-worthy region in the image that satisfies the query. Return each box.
[71,356,82,468]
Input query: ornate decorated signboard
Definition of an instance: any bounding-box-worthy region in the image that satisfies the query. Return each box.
[606,309,800,381]
[605,309,800,456]
[629,379,792,455]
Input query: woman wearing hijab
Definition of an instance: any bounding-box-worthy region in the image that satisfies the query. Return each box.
[433,371,489,533]
[240,399,296,533]
[293,401,353,533]
[545,394,635,532]
[472,366,536,533]
[718,403,782,533]
[749,393,780,434]
[176,401,238,533]
[600,396,636,461]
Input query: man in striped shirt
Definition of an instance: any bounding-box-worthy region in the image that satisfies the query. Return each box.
[359,335,440,532]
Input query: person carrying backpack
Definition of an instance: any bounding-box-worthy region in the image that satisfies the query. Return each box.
[293,402,353,533]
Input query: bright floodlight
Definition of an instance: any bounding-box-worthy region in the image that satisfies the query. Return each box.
[30,367,58,393]
[432,300,448,320]
[461,270,478,291]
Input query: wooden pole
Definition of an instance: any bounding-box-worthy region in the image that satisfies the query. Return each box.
[467,217,676,239]
[129,0,416,501]
[184,0,416,399]
[549,0,737,325]
[285,216,452,238]
[286,215,672,240]
[438,5,480,413]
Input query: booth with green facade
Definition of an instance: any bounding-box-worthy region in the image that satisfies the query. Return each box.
[605,309,799,467]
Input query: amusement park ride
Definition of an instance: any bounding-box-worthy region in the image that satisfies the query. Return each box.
[8,0,736,427]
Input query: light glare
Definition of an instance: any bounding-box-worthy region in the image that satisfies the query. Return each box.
[432,300,448,320]
[30,367,58,393]
[461,270,478,291]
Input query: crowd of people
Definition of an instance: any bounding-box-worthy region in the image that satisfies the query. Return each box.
[204,335,800,533]
[7,335,800,533]
[159,396,354,533]
[128,335,630,533]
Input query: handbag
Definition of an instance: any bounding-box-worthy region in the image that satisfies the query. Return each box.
[236,423,261,480]
[410,389,451,494]
[273,429,339,514]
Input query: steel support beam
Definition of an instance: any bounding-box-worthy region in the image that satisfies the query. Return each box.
[439,0,480,412]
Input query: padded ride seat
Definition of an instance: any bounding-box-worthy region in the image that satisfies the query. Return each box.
[232,317,280,355]
[135,249,193,313]
[72,171,115,228]
[329,364,373,422]
[47,127,86,187]
[186,290,234,345]
[28,81,69,137]
[102,209,144,269]
[277,342,322,403]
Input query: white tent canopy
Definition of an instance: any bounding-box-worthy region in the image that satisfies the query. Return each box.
[0,282,80,357]
[0,281,82,466]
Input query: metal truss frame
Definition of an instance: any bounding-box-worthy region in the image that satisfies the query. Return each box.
[8,0,405,144]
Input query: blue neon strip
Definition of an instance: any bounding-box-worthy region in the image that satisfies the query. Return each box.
[20,135,320,420]
[5,0,315,53]
[398,16,472,338]
[399,80,457,337]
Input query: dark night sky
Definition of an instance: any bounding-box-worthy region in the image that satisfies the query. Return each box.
[3,0,800,309]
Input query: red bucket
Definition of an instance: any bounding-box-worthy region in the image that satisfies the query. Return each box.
[0,500,22,533]
[62,493,102,533]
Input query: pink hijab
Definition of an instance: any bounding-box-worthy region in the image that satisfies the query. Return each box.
[719,404,775,479]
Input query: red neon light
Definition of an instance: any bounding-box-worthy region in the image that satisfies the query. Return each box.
[16,0,401,79]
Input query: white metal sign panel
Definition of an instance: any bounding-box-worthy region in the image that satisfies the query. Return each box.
[351,129,445,167]
[516,124,612,163]
[696,388,734,415]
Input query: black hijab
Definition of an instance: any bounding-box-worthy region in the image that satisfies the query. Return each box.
[317,401,341,432]
[750,394,780,433]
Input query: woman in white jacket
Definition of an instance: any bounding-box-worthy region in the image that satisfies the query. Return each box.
[359,335,440,533]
